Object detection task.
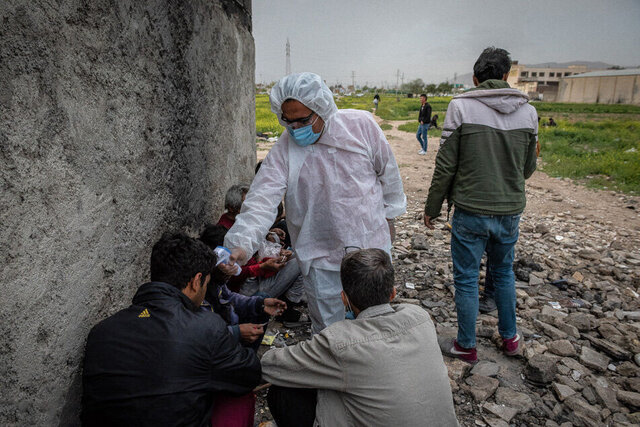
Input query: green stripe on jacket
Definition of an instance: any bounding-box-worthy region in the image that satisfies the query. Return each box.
[425,123,537,218]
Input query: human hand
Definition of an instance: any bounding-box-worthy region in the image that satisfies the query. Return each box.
[229,248,248,266]
[386,218,396,243]
[218,263,240,276]
[536,141,541,157]
[279,249,292,262]
[423,214,435,230]
[239,323,264,343]
[263,298,287,316]
[260,258,285,272]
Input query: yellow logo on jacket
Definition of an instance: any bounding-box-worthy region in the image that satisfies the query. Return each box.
[138,309,150,318]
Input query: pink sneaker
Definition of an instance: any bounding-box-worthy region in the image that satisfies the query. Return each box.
[438,337,478,364]
[502,333,522,356]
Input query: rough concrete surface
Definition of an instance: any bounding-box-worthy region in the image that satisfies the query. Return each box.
[0,1,255,424]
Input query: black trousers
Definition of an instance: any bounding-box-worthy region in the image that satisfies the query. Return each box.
[267,385,317,427]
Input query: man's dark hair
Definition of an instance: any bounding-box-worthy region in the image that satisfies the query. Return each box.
[340,248,394,311]
[150,232,216,290]
[199,224,228,249]
[420,94,427,98]
[473,47,511,83]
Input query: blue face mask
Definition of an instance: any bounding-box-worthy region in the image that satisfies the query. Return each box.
[287,116,323,147]
[344,295,356,320]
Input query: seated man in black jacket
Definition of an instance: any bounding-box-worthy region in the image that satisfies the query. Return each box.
[81,232,261,427]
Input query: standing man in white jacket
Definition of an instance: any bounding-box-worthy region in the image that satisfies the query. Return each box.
[225,72,406,333]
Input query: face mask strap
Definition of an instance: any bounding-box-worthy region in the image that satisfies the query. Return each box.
[344,294,354,313]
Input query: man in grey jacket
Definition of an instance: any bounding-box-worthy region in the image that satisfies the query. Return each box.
[261,248,458,427]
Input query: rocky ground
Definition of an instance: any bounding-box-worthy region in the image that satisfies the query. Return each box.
[254,119,640,426]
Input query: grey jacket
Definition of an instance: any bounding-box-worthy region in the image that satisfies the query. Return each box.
[261,303,459,427]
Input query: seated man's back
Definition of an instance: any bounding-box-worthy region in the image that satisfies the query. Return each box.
[261,249,458,427]
[81,233,261,427]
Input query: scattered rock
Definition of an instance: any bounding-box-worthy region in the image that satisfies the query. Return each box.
[534,319,569,340]
[580,346,611,373]
[547,340,577,357]
[564,395,602,422]
[552,382,576,401]
[471,361,500,378]
[617,390,640,409]
[566,312,596,332]
[494,387,534,413]
[529,275,544,286]
[483,402,518,422]
[463,375,500,401]
[411,234,429,250]
[525,354,557,384]
[584,335,632,360]
[385,195,640,426]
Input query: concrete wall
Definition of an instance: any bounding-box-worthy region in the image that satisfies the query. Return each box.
[0,1,255,425]
[557,75,640,105]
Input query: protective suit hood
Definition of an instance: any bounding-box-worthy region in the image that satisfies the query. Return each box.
[270,72,338,126]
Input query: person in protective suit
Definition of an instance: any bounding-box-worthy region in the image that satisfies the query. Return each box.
[224,72,406,333]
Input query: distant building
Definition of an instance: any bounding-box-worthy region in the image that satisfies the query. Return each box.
[556,69,640,105]
[507,61,590,101]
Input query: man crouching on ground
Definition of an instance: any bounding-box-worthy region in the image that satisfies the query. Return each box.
[81,232,261,426]
[261,248,459,427]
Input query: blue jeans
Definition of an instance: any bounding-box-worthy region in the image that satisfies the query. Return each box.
[451,208,520,348]
[416,123,430,152]
[483,260,494,299]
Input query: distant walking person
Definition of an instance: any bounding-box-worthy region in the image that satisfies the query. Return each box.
[416,94,431,155]
[424,47,538,364]
[373,94,380,111]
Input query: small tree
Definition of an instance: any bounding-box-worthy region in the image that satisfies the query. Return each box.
[437,82,454,95]
[401,78,425,95]
[425,83,437,96]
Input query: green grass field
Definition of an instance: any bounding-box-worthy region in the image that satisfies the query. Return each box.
[539,119,640,194]
[256,92,640,194]
[256,94,284,136]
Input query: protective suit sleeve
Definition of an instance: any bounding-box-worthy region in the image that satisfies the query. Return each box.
[366,114,407,219]
[224,139,288,261]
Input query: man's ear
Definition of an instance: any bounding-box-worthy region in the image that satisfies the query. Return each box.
[188,272,203,292]
[472,75,479,87]
[502,72,509,81]
[389,287,397,302]
[341,290,348,307]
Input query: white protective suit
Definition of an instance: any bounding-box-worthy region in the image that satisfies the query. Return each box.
[225,73,406,332]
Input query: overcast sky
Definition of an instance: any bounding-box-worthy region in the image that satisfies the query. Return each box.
[252,0,640,86]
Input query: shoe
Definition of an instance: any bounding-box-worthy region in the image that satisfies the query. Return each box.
[418,150,426,155]
[438,337,478,364]
[502,333,522,356]
[478,296,497,313]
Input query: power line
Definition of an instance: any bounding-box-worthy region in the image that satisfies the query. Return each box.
[285,38,291,75]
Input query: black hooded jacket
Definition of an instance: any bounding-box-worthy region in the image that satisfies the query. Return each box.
[81,281,261,426]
